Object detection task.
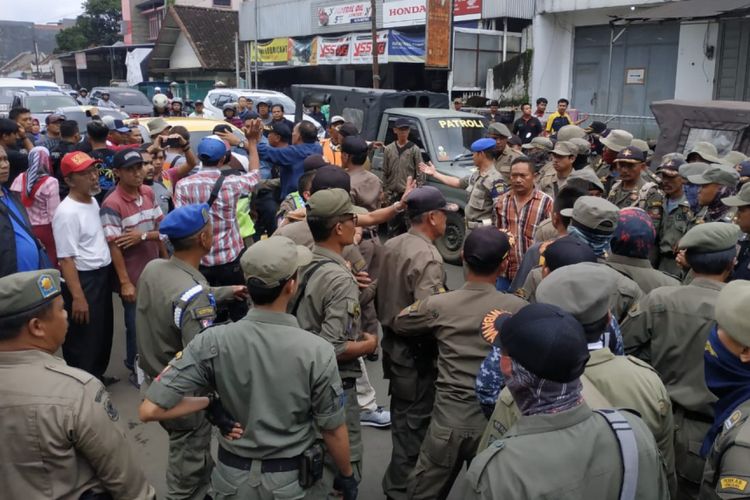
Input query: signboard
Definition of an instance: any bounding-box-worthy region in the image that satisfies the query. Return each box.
[625,68,646,85]
[454,0,481,21]
[250,38,289,64]
[316,2,371,27]
[350,31,389,65]
[318,35,352,64]
[290,37,318,66]
[389,30,425,62]
[75,52,87,70]
[383,0,426,28]
[425,0,453,69]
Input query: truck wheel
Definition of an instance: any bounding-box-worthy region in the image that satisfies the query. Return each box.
[435,211,465,264]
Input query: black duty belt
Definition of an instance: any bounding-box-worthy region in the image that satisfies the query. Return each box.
[218,447,300,473]
[361,228,378,241]
[342,377,356,390]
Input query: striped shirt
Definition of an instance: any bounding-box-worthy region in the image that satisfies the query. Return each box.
[174,168,260,267]
[100,184,164,284]
[496,189,552,280]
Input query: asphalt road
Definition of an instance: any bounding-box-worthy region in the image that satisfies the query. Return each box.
[106,262,468,500]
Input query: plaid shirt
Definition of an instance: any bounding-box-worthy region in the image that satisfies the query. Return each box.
[496,189,552,279]
[174,168,259,267]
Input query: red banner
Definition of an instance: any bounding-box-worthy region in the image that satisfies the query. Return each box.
[454,0,481,20]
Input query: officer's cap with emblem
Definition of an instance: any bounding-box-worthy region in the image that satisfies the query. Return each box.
[487,122,511,138]
[241,236,312,287]
[405,186,459,215]
[722,182,750,207]
[656,156,685,175]
[560,196,619,235]
[0,269,62,319]
[482,303,590,383]
[541,235,597,272]
[716,280,750,347]
[537,262,616,326]
[550,140,577,157]
[556,124,586,142]
[599,129,633,153]
[463,226,511,269]
[159,203,211,240]
[470,138,496,152]
[306,188,367,218]
[678,222,739,252]
[687,164,740,187]
[614,146,646,164]
[521,136,553,152]
[566,168,605,193]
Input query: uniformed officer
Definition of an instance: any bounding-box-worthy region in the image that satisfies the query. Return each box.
[656,157,693,277]
[535,124,586,181]
[594,129,634,194]
[520,136,552,175]
[419,138,506,236]
[136,203,247,500]
[688,164,740,226]
[537,140,578,198]
[393,227,527,499]
[140,236,357,500]
[292,188,378,491]
[487,122,521,182]
[622,222,740,499]
[466,303,670,499]
[607,146,666,234]
[700,280,750,499]
[0,269,155,499]
[607,207,680,293]
[722,183,750,280]
[681,161,712,215]
[565,166,606,197]
[376,186,453,500]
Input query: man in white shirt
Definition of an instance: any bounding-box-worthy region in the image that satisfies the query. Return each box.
[52,151,116,385]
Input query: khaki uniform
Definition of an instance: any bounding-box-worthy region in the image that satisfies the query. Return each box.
[608,178,666,234]
[350,168,384,277]
[145,309,345,500]
[534,159,554,183]
[592,157,615,195]
[467,402,670,499]
[537,169,571,198]
[393,282,527,500]
[459,167,507,233]
[622,278,725,497]
[376,228,445,500]
[136,256,235,500]
[606,254,680,294]
[493,145,522,183]
[690,206,737,228]
[657,196,692,277]
[382,141,424,198]
[700,399,750,499]
[532,218,558,243]
[0,350,155,500]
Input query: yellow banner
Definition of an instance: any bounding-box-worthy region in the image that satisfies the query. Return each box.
[250,38,289,63]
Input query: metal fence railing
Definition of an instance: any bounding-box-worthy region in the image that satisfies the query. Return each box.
[584,113,659,141]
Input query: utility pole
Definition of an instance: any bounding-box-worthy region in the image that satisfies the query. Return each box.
[370,0,380,88]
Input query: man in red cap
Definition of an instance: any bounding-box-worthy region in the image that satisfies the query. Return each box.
[52,151,116,385]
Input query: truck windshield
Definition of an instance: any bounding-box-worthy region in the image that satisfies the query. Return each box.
[427,117,489,162]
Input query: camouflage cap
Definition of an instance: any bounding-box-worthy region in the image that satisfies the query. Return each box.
[678,222,739,252]
[0,270,62,319]
[716,280,750,347]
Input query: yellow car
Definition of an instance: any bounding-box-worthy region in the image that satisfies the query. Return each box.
[127,116,245,153]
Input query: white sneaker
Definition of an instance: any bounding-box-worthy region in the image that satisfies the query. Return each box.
[360,406,391,428]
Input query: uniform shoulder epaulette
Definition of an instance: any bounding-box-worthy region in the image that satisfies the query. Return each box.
[467,440,506,488]
[45,362,96,384]
[625,354,658,373]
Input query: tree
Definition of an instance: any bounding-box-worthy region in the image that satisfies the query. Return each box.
[56,0,122,52]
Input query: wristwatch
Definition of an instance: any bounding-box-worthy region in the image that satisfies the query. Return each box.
[238,141,246,150]
[140,232,148,242]
[392,201,405,213]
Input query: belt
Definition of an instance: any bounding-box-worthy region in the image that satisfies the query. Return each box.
[342,377,356,390]
[218,447,300,473]
[361,228,378,241]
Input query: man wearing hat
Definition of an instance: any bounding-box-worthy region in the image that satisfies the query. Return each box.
[565,166,607,197]
[97,90,118,109]
[321,115,345,166]
[377,186,454,500]
[256,99,272,124]
[538,140,578,197]
[392,227,527,499]
[52,151,116,384]
[383,117,424,236]
[36,112,65,150]
[76,86,88,104]
[511,102,543,144]
[593,129,634,194]
[452,97,463,111]
[146,117,172,141]
[188,99,206,118]
[521,136,553,174]
[607,207,680,293]
[688,164,740,226]
[700,280,750,499]
[140,236,357,500]
[687,142,723,165]
[623,222,739,498]
[722,182,750,280]
[656,156,693,277]
[467,303,669,499]
[175,135,260,322]
[420,137,506,237]
[0,269,156,499]
[292,188,377,491]
[487,122,521,182]
[136,203,247,499]
[737,160,750,186]
[100,148,167,385]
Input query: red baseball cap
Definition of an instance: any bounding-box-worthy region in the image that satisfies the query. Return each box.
[60,151,100,177]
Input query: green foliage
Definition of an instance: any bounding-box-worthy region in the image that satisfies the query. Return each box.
[55,0,122,52]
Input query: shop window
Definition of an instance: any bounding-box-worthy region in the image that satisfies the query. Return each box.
[453,31,504,89]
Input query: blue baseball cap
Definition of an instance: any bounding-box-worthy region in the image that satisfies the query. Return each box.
[159,203,211,240]
[110,119,130,133]
[197,135,228,163]
[470,138,496,152]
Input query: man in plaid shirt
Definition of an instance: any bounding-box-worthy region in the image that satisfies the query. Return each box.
[174,135,260,321]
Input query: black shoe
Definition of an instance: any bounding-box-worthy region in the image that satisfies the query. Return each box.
[100,375,120,386]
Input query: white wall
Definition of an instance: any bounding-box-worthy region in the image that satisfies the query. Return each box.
[170,32,202,69]
[537,0,668,14]
[674,21,718,100]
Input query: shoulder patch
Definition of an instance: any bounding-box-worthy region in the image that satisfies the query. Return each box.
[45,363,96,384]
[725,410,743,431]
[719,477,749,493]
[191,306,216,320]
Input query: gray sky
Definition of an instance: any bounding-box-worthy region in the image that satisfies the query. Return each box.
[3,0,85,24]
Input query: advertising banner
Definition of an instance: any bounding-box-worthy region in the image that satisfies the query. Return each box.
[316,2,371,27]
[250,38,289,65]
[383,0,426,28]
[318,35,352,65]
[425,0,453,69]
[454,0,482,21]
[388,30,425,62]
[289,37,318,66]
[350,31,389,65]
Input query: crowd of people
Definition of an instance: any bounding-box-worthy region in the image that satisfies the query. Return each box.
[0,92,750,500]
